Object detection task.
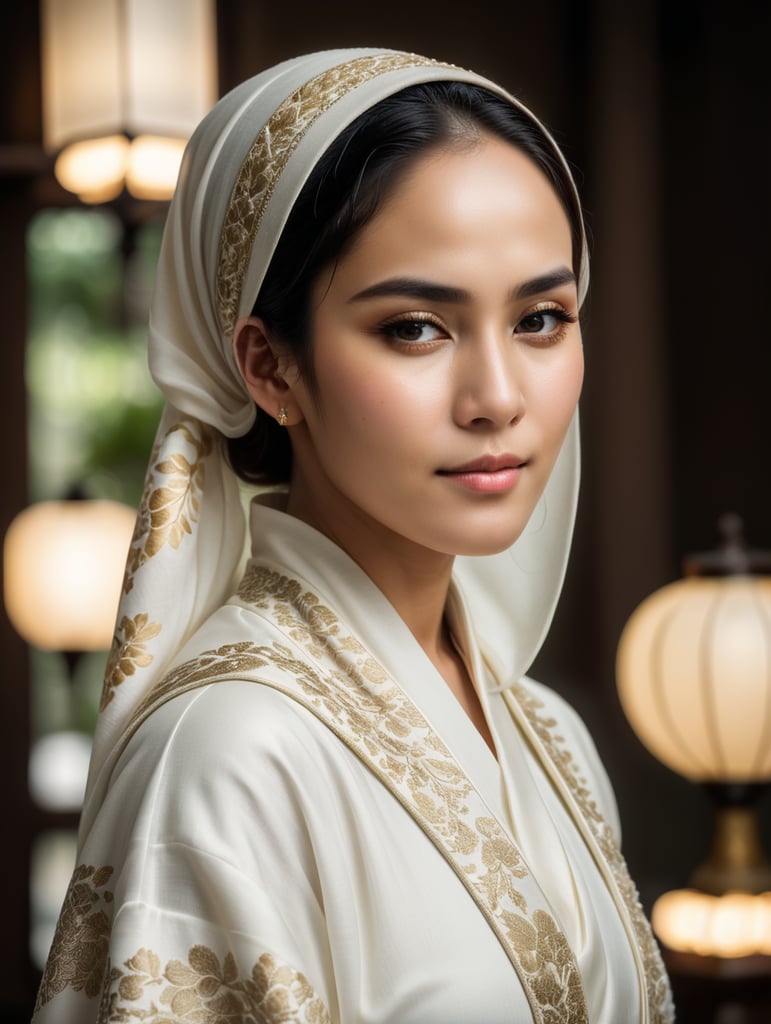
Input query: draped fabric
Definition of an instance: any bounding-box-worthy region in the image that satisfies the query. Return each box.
[35,499,673,1023]
[32,47,673,1023]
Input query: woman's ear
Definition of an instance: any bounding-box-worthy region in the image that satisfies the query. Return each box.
[233,317,301,425]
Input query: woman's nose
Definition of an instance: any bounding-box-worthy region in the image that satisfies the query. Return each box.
[453,334,526,429]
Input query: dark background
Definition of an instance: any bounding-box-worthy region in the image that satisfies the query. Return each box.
[2,0,770,1018]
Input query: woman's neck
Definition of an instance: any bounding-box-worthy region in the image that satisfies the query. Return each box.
[286,479,453,659]
[285,483,497,757]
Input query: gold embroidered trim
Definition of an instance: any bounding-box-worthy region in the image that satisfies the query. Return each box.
[216,52,449,337]
[101,613,163,711]
[510,683,674,1023]
[35,864,330,1024]
[129,640,271,730]
[124,565,588,1022]
[123,420,212,595]
[99,946,330,1023]
[34,865,114,1015]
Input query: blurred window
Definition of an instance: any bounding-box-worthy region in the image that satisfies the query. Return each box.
[25,206,164,969]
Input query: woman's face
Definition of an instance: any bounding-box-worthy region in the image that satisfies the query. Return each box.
[282,133,583,563]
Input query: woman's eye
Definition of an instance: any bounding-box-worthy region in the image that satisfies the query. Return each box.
[517,310,562,334]
[381,318,445,344]
[515,305,577,343]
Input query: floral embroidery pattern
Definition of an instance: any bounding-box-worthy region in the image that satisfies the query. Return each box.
[238,569,390,679]
[101,613,163,711]
[125,641,271,738]
[34,865,114,1015]
[501,909,585,1023]
[475,816,529,913]
[123,421,212,594]
[98,946,330,1023]
[35,867,330,1022]
[216,52,451,337]
[510,684,674,1023]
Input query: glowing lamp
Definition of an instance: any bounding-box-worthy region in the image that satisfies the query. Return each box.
[616,514,771,963]
[3,498,136,652]
[40,0,217,203]
[652,890,771,960]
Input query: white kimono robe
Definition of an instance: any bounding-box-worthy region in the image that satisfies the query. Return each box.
[33,499,672,1023]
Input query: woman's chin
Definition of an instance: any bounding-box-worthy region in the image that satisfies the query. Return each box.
[438,525,531,559]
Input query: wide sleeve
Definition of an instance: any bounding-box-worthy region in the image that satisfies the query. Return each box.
[32,681,338,1024]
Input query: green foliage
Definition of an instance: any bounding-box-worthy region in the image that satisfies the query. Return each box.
[25,207,171,796]
[26,208,165,508]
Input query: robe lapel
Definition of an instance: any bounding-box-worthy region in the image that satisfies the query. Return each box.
[502,686,673,1024]
[122,564,590,1024]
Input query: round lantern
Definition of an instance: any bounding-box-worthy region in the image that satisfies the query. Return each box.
[3,498,136,651]
[617,514,771,783]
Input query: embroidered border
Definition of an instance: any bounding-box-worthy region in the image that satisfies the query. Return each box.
[35,866,330,1024]
[34,864,114,1015]
[508,684,674,1023]
[101,613,163,711]
[216,52,451,337]
[122,420,212,595]
[99,946,330,1023]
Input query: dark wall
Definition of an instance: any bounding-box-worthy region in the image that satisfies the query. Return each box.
[0,2,42,1020]
[660,0,771,557]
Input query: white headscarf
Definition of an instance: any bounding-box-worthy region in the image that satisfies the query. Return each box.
[80,47,588,842]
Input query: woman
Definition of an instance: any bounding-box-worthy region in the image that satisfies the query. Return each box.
[33,48,673,1023]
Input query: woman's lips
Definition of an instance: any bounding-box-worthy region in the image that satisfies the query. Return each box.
[438,455,526,493]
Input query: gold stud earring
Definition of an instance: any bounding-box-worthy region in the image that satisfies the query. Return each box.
[277,406,289,427]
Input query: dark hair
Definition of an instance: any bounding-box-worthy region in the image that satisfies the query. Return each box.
[228,80,584,485]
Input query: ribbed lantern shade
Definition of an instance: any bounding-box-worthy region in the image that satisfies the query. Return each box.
[3,499,136,651]
[618,519,771,959]
[40,0,217,203]
[617,574,771,782]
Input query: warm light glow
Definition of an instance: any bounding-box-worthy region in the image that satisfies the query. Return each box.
[653,888,771,957]
[125,135,187,201]
[3,500,136,651]
[54,135,129,204]
[54,134,186,204]
[616,576,771,781]
[40,0,217,202]
[29,731,92,812]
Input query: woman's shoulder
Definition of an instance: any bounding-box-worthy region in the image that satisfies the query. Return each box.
[516,675,622,842]
[124,597,328,758]
[106,679,348,866]
[130,677,330,770]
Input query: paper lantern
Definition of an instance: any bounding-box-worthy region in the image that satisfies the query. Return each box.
[3,498,135,651]
[40,0,217,203]
[617,515,771,963]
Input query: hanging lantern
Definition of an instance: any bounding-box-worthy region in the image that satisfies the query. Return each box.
[40,0,217,203]
[3,498,136,651]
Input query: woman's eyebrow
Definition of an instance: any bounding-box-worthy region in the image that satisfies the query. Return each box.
[348,267,576,305]
[348,278,469,304]
[511,266,576,300]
